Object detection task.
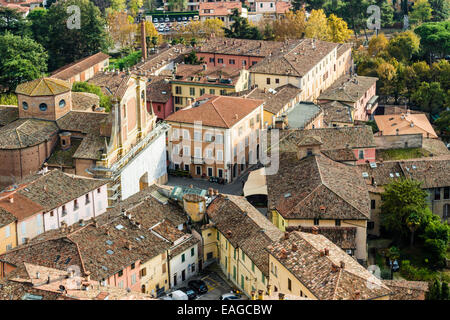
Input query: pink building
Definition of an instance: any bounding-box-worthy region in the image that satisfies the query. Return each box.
[146,76,174,120]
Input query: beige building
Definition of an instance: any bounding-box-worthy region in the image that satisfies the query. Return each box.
[203,194,283,297]
[250,39,343,101]
[266,230,428,300]
[171,64,249,110]
[166,95,264,183]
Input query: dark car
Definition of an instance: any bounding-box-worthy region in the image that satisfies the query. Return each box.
[188,280,208,294]
[179,287,197,300]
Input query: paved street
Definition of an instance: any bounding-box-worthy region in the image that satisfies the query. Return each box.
[167,165,258,196]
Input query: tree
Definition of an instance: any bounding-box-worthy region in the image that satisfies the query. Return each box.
[377,0,395,27]
[183,50,203,65]
[27,8,48,46]
[429,0,450,21]
[291,0,306,11]
[167,0,187,11]
[415,21,450,62]
[0,33,48,91]
[368,34,389,57]
[326,13,352,43]
[224,9,262,40]
[0,7,30,36]
[271,10,306,41]
[380,179,430,240]
[337,0,371,38]
[72,81,112,111]
[406,212,422,246]
[410,0,433,24]
[30,0,111,71]
[107,11,136,49]
[411,82,446,115]
[143,0,158,11]
[305,0,326,11]
[387,31,420,62]
[422,216,450,267]
[128,0,143,17]
[435,110,450,142]
[178,19,224,41]
[109,0,126,12]
[305,9,329,41]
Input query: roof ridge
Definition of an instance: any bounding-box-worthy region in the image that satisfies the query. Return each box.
[29,78,44,96]
[209,97,229,128]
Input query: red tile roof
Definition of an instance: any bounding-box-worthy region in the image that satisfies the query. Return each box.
[51,52,110,81]
[165,95,263,128]
[199,2,241,16]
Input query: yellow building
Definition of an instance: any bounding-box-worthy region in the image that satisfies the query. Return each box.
[171,64,249,110]
[139,251,169,296]
[0,208,17,255]
[267,231,392,300]
[204,194,283,297]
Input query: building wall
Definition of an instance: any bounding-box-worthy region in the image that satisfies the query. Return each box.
[0,221,17,255]
[0,135,58,188]
[74,158,96,178]
[268,254,317,299]
[255,1,276,13]
[201,227,218,267]
[67,58,109,83]
[148,96,173,120]
[16,212,44,245]
[140,252,169,296]
[169,241,198,288]
[107,261,141,292]
[120,133,168,200]
[429,187,450,223]
[353,147,376,164]
[17,91,72,121]
[374,134,423,150]
[43,184,108,231]
[271,210,368,262]
[196,53,264,70]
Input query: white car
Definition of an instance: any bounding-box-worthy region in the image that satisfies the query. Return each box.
[158,27,164,33]
[164,26,170,32]
[165,17,170,22]
[167,290,189,300]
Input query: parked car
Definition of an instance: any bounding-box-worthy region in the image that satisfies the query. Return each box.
[165,17,170,22]
[153,18,158,23]
[179,287,197,300]
[177,17,181,21]
[154,23,159,28]
[188,280,208,294]
[158,27,164,33]
[164,26,170,32]
[167,290,189,300]
[193,15,199,21]
[182,16,187,21]
[220,293,242,300]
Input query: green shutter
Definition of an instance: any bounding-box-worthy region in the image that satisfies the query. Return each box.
[241,275,244,289]
[251,261,255,272]
[233,266,236,280]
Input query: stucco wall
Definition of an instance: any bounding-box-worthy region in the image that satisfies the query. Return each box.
[374,134,423,150]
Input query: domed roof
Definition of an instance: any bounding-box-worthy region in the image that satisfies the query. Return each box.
[15,78,72,96]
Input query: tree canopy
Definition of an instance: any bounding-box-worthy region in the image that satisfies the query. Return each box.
[224,9,262,40]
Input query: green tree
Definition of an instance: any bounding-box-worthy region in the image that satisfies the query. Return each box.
[167,0,187,11]
[337,0,370,38]
[27,8,49,46]
[427,279,442,299]
[411,82,446,115]
[183,50,203,65]
[422,217,450,267]
[224,9,262,40]
[72,81,112,111]
[0,7,30,36]
[109,0,126,12]
[435,110,450,142]
[30,0,111,71]
[291,0,306,11]
[387,31,420,62]
[415,21,450,62]
[429,0,450,21]
[0,33,48,91]
[380,179,430,240]
[410,0,433,24]
[128,0,143,17]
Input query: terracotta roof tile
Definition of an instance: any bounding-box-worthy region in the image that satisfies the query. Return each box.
[51,52,110,81]
[383,280,428,300]
[0,119,59,149]
[243,84,302,115]
[374,113,438,138]
[199,2,241,16]
[166,95,263,128]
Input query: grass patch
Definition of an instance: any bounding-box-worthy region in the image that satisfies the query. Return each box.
[47,139,82,167]
[377,148,431,161]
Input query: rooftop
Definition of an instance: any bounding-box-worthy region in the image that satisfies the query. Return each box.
[199,2,241,16]
[250,39,338,77]
[146,76,172,104]
[50,52,110,81]
[321,101,353,125]
[88,71,132,100]
[15,78,72,97]
[374,113,438,139]
[266,231,391,300]
[197,37,295,58]
[267,154,371,220]
[242,84,302,115]
[284,101,322,129]
[165,95,263,128]
[206,194,283,276]
[318,75,378,103]
[172,64,243,86]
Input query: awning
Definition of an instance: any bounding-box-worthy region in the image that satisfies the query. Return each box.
[243,167,268,197]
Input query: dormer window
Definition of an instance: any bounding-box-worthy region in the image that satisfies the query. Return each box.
[59,99,66,108]
[22,101,28,110]
[39,103,47,111]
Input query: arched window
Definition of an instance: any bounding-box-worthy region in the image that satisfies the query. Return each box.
[22,101,28,110]
[59,99,66,108]
[39,103,47,111]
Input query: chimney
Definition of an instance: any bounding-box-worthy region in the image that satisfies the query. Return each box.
[278,293,285,300]
[8,195,13,204]
[251,290,256,300]
[311,226,319,235]
[331,263,338,272]
[47,276,51,284]
[59,132,72,151]
[324,248,329,256]
[214,189,219,196]
[292,243,298,252]
[141,20,147,60]
[208,188,214,196]
[280,248,288,259]
[354,290,360,300]
[258,289,264,300]
[320,205,326,214]
[226,230,232,237]
[340,261,345,269]
[320,250,325,257]
[284,232,289,240]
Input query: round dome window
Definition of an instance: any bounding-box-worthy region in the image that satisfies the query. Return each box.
[22,101,28,110]
[39,103,48,111]
[59,99,66,108]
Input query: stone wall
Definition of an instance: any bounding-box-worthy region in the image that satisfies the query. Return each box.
[374,134,423,150]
